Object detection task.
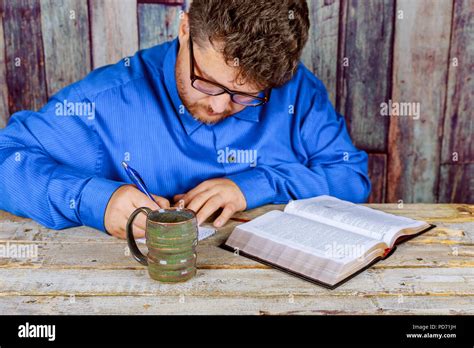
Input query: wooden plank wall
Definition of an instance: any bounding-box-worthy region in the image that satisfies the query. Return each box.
[0,0,471,203]
[2,0,48,114]
[336,0,394,203]
[138,2,183,49]
[0,13,8,128]
[438,0,473,203]
[40,0,91,96]
[388,0,453,203]
[301,0,340,106]
[89,0,139,69]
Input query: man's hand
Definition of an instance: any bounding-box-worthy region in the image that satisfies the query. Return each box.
[173,178,246,227]
[104,185,170,239]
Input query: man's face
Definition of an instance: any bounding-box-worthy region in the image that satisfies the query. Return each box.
[175,17,262,124]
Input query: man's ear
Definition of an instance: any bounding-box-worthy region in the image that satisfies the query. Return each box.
[177,13,189,47]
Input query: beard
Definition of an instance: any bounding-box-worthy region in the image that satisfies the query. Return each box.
[175,57,233,125]
[185,102,232,125]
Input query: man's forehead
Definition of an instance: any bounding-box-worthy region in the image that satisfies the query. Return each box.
[193,40,262,94]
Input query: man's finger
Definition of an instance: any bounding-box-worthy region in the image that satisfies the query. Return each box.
[133,213,148,232]
[131,189,158,209]
[180,181,212,205]
[152,194,170,208]
[196,195,223,225]
[113,218,145,239]
[187,189,216,214]
[134,191,168,211]
[127,199,150,232]
[173,193,185,202]
[132,226,146,238]
[175,199,185,209]
[213,203,237,228]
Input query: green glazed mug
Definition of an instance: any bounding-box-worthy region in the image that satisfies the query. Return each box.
[126,207,198,282]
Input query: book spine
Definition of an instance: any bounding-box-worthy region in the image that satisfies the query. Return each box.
[382,247,392,259]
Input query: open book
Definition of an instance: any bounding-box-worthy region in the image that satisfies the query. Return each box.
[224,195,434,289]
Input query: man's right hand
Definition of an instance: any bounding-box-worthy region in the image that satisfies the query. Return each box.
[104,185,170,239]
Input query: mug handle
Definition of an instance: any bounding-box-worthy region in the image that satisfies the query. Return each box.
[126,207,152,266]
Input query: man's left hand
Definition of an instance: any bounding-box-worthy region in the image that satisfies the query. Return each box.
[173,178,246,227]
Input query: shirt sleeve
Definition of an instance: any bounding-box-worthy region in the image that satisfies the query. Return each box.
[0,83,126,232]
[225,86,371,209]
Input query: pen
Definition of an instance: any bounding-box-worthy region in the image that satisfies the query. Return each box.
[121,161,251,221]
[121,161,162,210]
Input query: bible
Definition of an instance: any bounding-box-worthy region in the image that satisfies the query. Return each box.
[224,195,435,289]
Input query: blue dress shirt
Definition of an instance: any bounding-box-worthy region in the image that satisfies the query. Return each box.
[0,38,371,232]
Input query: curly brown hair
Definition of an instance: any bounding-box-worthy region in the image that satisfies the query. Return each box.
[188,0,310,89]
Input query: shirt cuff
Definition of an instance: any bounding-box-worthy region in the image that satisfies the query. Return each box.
[225,168,276,210]
[79,177,126,232]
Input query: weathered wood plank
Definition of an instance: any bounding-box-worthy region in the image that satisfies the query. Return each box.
[0,241,472,270]
[358,204,474,223]
[40,0,91,96]
[1,219,472,248]
[1,294,473,315]
[89,0,138,68]
[367,153,387,203]
[2,0,48,113]
[239,204,474,222]
[0,241,262,269]
[441,0,473,165]
[0,267,472,296]
[438,0,473,204]
[387,0,453,203]
[337,0,393,152]
[1,204,473,243]
[138,2,182,50]
[301,0,340,106]
[0,15,9,127]
[0,218,225,242]
[0,203,472,315]
[138,0,184,5]
[438,163,473,203]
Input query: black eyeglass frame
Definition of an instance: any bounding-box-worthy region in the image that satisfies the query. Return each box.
[188,34,271,107]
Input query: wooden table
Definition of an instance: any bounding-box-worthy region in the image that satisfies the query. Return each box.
[0,203,472,315]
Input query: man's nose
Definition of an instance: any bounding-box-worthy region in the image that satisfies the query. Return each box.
[208,93,231,114]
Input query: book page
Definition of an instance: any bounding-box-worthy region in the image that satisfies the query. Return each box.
[285,195,427,245]
[238,210,380,263]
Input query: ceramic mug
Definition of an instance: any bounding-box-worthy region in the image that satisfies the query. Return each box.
[126,207,198,282]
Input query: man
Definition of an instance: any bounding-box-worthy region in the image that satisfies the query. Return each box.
[0,0,370,239]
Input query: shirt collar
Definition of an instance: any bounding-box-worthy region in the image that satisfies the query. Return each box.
[231,104,260,122]
[163,38,259,136]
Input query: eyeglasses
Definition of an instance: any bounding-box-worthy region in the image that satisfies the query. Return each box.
[188,35,271,107]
